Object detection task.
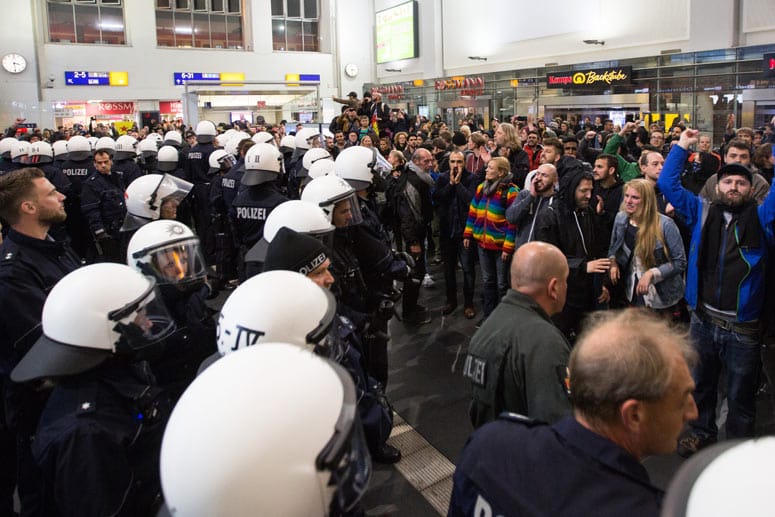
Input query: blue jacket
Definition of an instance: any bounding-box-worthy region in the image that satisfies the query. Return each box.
[608,211,687,309]
[657,146,775,321]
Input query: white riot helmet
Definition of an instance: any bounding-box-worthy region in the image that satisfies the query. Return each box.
[114,134,139,160]
[11,140,30,164]
[279,134,296,153]
[252,131,275,145]
[334,145,392,191]
[138,138,159,160]
[87,136,99,151]
[242,142,283,186]
[195,120,217,144]
[244,200,335,265]
[295,127,321,150]
[10,263,175,382]
[301,175,363,227]
[224,132,250,158]
[215,271,336,356]
[160,343,371,516]
[300,148,333,185]
[163,130,182,148]
[28,141,54,165]
[156,145,180,172]
[307,158,336,181]
[127,220,207,287]
[95,136,116,156]
[122,174,194,231]
[52,140,68,160]
[208,148,236,175]
[0,137,18,159]
[66,135,92,161]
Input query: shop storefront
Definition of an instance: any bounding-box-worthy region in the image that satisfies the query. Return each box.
[53,101,137,134]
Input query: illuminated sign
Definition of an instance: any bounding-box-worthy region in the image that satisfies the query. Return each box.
[764,53,775,77]
[375,1,418,64]
[546,66,632,89]
[159,101,183,114]
[434,77,485,96]
[85,102,135,116]
[173,72,221,85]
[64,71,128,86]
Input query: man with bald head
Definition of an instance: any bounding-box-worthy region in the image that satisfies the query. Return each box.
[505,163,558,250]
[450,309,698,516]
[463,241,571,429]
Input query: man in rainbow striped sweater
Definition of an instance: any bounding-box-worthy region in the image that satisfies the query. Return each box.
[463,157,518,322]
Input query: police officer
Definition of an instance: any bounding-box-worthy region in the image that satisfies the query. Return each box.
[81,149,127,262]
[287,127,321,199]
[127,220,216,403]
[121,173,193,233]
[161,343,371,516]
[207,148,238,288]
[113,134,143,185]
[9,140,30,170]
[229,142,288,281]
[221,138,254,210]
[0,167,81,515]
[184,120,218,264]
[60,134,98,257]
[51,139,68,170]
[11,263,175,516]
[137,137,159,175]
[0,137,19,174]
[155,144,185,178]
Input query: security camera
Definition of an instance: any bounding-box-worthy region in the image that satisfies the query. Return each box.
[48,73,55,82]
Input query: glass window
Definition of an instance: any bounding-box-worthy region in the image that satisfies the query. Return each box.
[155,0,244,49]
[272,0,318,52]
[46,0,126,45]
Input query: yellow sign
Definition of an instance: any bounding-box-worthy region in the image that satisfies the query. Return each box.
[109,71,128,86]
[220,72,245,86]
[510,79,519,87]
[285,73,300,86]
[413,79,424,87]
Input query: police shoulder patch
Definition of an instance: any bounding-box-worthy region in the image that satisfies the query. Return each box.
[462,354,487,388]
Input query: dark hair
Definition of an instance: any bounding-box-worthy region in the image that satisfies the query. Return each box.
[0,167,45,224]
[543,137,563,156]
[595,153,619,174]
[727,138,751,155]
[753,143,773,170]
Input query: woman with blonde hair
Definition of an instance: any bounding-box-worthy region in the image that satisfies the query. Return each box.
[608,178,686,313]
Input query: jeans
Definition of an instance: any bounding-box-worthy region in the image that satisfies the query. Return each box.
[689,313,761,440]
[441,234,476,307]
[478,247,509,317]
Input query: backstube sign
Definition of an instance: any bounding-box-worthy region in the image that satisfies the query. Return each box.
[546,66,632,90]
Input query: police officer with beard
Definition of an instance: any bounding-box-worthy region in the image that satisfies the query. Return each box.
[184,121,218,264]
[127,220,216,403]
[229,143,288,281]
[11,263,175,516]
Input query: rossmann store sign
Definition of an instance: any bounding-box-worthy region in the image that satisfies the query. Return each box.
[546,67,632,90]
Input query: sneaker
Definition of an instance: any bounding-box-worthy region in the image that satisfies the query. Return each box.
[422,273,435,287]
[677,434,716,458]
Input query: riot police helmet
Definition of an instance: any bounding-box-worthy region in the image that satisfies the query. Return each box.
[299,148,333,186]
[122,174,193,231]
[279,134,296,154]
[334,145,392,191]
[95,136,116,156]
[195,120,217,144]
[0,137,18,159]
[301,174,363,227]
[138,137,159,160]
[163,130,182,148]
[208,148,236,175]
[52,139,69,160]
[241,142,283,186]
[252,131,275,145]
[66,135,92,161]
[11,263,175,382]
[295,127,321,150]
[160,342,371,516]
[29,141,54,164]
[156,145,180,172]
[307,158,336,181]
[114,134,139,160]
[10,140,30,164]
[127,219,207,287]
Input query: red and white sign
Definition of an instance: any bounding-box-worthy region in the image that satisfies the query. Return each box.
[85,102,135,116]
[159,101,183,114]
[257,100,267,108]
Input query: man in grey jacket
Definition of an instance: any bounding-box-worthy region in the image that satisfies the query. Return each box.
[505,163,557,251]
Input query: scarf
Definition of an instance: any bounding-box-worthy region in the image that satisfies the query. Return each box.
[698,200,760,271]
[483,173,513,197]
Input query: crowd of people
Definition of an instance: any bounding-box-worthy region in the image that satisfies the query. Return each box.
[0,94,774,515]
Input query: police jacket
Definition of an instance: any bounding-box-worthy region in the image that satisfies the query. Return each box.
[331,228,370,328]
[59,158,97,198]
[0,229,81,431]
[80,172,127,236]
[34,162,72,198]
[433,169,478,239]
[657,145,775,321]
[221,161,245,210]
[0,158,15,174]
[229,182,288,249]
[149,284,217,403]
[184,142,215,184]
[448,415,663,517]
[32,361,169,517]
[464,290,571,429]
[113,157,143,185]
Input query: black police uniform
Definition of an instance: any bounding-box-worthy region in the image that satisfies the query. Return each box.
[221,160,245,210]
[0,228,80,516]
[32,360,170,517]
[448,415,664,517]
[150,284,217,403]
[80,171,127,262]
[113,156,143,185]
[209,164,241,284]
[184,141,216,262]
[59,158,98,257]
[229,182,288,279]
[0,158,15,174]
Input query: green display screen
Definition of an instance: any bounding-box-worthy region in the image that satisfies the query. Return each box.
[375,1,418,64]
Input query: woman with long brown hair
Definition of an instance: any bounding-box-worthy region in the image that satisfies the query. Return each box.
[608,178,686,312]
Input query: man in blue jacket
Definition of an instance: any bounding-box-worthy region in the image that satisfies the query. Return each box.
[657,128,775,457]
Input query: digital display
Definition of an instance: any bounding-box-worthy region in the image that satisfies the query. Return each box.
[375,1,418,64]
[65,71,110,86]
[173,72,221,85]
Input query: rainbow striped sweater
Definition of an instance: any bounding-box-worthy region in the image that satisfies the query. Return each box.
[463,181,519,253]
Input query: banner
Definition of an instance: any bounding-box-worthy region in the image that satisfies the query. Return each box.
[546,67,632,90]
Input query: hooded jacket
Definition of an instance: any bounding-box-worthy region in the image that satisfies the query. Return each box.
[463,174,518,253]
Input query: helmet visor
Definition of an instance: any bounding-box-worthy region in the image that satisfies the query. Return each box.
[330,194,363,228]
[316,363,372,513]
[136,237,208,285]
[109,285,175,353]
[370,149,393,179]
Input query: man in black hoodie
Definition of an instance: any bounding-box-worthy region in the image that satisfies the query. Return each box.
[534,161,610,341]
[433,151,479,318]
[592,153,624,254]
